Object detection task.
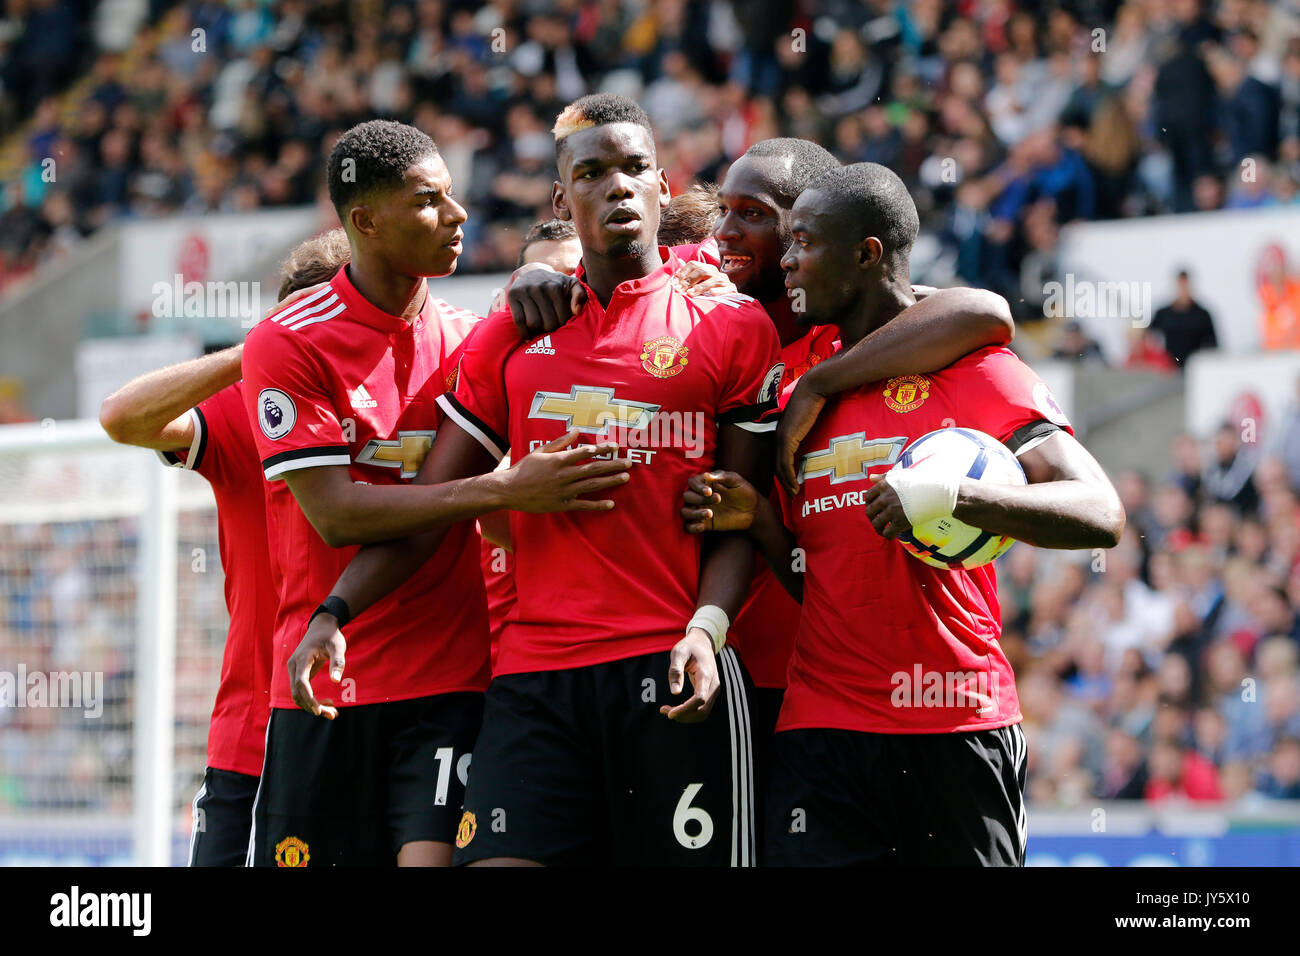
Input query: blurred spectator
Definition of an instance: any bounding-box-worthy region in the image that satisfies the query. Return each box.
[1204,423,1260,515]
[1272,378,1300,494]
[1051,320,1105,364]
[1257,243,1300,349]
[1149,269,1219,370]
[1207,45,1281,164]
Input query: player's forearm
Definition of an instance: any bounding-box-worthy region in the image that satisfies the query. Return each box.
[953,479,1125,550]
[804,288,1013,397]
[309,472,511,547]
[696,532,759,622]
[323,528,450,621]
[99,345,243,447]
[748,495,803,602]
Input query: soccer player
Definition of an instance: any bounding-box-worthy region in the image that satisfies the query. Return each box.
[96,228,353,866]
[241,120,633,867]
[516,218,583,273]
[296,94,784,866]
[702,137,1015,745]
[681,163,1124,866]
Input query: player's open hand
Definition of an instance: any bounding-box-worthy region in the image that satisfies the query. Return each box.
[288,612,348,720]
[502,430,632,513]
[661,628,720,723]
[863,473,911,540]
[506,263,586,336]
[670,260,737,297]
[681,470,759,533]
[776,376,828,497]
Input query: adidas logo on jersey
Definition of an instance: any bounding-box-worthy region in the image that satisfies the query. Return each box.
[524,335,556,356]
[349,384,378,409]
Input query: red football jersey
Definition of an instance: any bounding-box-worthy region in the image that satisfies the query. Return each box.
[242,267,491,708]
[159,381,275,777]
[478,531,514,673]
[727,324,841,688]
[439,249,783,674]
[670,237,721,267]
[779,346,1072,734]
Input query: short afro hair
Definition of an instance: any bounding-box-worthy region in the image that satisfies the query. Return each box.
[553,93,654,158]
[278,228,350,301]
[327,120,439,215]
[805,162,920,259]
[741,138,840,208]
[517,218,578,268]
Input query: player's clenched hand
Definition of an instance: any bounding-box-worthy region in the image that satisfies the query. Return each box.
[288,613,347,720]
[660,629,720,723]
[501,430,632,512]
[506,264,586,337]
[680,470,759,533]
[670,260,737,297]
[863,473,911,539]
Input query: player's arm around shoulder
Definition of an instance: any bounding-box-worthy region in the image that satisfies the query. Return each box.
[98,344,243,452]
[776,289,1012,496]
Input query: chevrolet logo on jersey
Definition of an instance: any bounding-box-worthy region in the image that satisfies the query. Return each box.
[799,433,908,485]
[529,386,660,435]
[356,430,437,478]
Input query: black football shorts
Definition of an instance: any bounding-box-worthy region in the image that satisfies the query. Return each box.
[248,693,483,867]
[764,723,1028,866]
[453,647,758,866]
[188,767,259,867]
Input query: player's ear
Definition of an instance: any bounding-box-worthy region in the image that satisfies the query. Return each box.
[860,236,884,270]
[552,181,571,221]
[349,203,378,238]
[658,168,671,210]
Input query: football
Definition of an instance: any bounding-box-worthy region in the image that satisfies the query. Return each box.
[891,427,1026,570]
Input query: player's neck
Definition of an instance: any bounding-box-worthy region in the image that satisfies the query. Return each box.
[581,245,665,307]
[838,275,914,350]
[760,294,806,347]
[344,259,428,322]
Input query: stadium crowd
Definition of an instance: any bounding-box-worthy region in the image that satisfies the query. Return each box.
[5,0,1300,322]
[1010,420,1300,805]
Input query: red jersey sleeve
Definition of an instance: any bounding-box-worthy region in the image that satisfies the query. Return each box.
[961,347,1074,451]
[435,309,519,461]
[711,297,784,431]
[242,321,351,481]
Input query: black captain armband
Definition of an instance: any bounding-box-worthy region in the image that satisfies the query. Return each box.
[310,595,352,629]
[1004,419,1061,456]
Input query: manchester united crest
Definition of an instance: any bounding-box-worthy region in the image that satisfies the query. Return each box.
[275,835,310,867]
[456,811,477,849]
[882,374,931,413]
[640,336,689,378]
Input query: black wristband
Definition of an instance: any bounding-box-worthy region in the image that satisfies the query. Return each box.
[310,595,352,629]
